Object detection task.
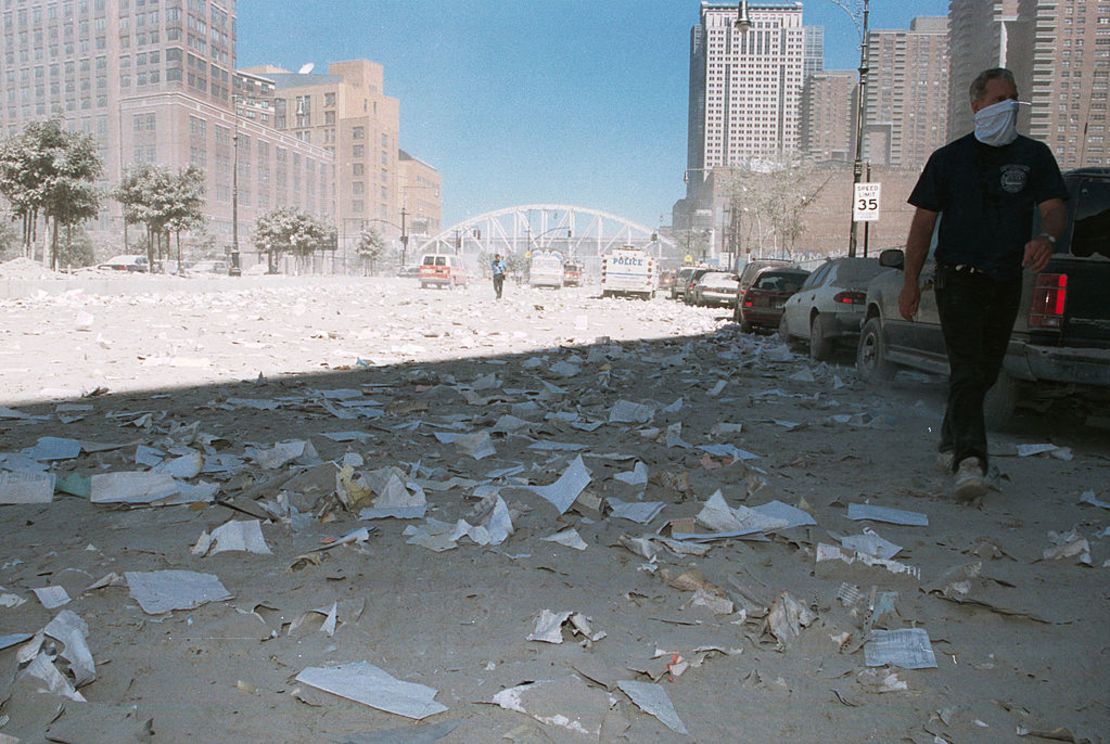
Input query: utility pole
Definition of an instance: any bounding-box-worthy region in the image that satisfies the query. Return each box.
[847,0,870,258]
[400,206,409,267]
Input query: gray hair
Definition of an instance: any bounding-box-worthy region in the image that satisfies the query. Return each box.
[969,68,1018,102]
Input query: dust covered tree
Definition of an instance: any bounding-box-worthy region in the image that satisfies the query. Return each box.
[0,118,103,267]
[163,166,207,269]
[355,226,386,275]
[114,164,175,271]
[253,207,330,274]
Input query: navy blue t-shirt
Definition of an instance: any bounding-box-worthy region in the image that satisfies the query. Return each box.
[908,133,1068,280]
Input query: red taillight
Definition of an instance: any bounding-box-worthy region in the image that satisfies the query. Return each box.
[833,291,866,305]
[743,298,753,308]
[1029,273,1067,328]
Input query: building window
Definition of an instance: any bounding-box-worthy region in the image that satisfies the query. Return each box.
[324,91,335,107]
[352,126,365,139]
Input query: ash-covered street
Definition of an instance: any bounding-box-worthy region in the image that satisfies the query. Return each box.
[0,275,1107,743]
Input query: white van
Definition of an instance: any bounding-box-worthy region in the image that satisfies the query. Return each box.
[419,254,469,289]
[601,247,656,299]
[528,250,564,288]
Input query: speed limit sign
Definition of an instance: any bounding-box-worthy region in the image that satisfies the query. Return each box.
[853,182,881,222]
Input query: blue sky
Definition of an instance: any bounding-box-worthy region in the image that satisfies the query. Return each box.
[237,0,949,231]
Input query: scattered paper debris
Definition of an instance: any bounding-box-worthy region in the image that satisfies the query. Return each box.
[618,680,688,734]
[192,519,271,556]
[295,661,448,720]
[125,570,232,615]
[540,528,588,551]
[864,628,938,669]
[847,503,929,526]
[523,455,591,514]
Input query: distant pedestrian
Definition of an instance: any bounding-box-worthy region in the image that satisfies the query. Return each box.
[491,254,508,299]
[899,67,1067,501]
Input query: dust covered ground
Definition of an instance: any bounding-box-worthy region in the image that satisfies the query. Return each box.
[0,276,1107,743]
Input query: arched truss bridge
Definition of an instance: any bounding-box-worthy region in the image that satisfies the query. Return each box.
[416,204,676,258]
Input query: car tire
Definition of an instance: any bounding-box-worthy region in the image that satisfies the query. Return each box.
[856,317,896,383]
[809,314,834,361]
[984,370,1019,432]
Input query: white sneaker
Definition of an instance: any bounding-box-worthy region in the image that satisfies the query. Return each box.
[954,457,988,501]
[935,451,954,474]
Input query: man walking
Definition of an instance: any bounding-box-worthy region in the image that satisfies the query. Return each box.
[491,253,508,300]
[899,68,1067,501]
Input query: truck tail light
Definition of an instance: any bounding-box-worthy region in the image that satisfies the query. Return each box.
[1029,273,1067,329]
[833,291,866,305]
[743,298,754,308]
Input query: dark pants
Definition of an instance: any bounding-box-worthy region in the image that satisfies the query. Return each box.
[493,274,505,299]
[935,265,1022,473]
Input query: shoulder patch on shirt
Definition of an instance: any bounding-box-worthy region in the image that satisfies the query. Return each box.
[1000,164,1030,194]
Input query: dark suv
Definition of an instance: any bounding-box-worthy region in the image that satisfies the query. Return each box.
[857,168,1110,428]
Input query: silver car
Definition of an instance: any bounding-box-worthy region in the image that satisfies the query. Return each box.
[779,257,885,360]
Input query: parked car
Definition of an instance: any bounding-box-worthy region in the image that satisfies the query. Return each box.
[736,258,791,307]
[396,265,421,278]
[690,270,740,307]
[780,257,885,360]
[737,267,810,333]
[658,269,677,293]
[671,267,697,300]
[189,259,228,274]
[97,254,148,272]
[681,267,715,304]
[563,261,583,287]
[418,254,469,289]
[856,167,1110,429]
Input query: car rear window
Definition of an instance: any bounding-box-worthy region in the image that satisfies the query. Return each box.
[422,256,435,265]
[1068,178,1110,260]
[435,256,447,266]
[755,271,807,292]
[830,259,883,287]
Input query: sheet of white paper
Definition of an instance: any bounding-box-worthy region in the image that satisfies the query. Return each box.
[1079,490,1110,510]
[527,609,574,643]
[696,491,787,533]
[90,471,179,504]
[152,450,203,479]
[665,422,692,449]
[707,379,727,397]
[0,470,54,504]
[609,400,656,424]
[662,397,684,413]
[31,586,71,609]
[864,628,937,669]
[43,610,96,687]
[22,652,85,702]
[26,436,81,462]
[125,570,232,614]
[1017,443,1058,457]
[541,528,588,551]
[815,543,921,580]
[607,498,665,525]
[0,632,32,651]
[205,519,271,555]
[750,500,816,529]
[847,503,928,526]
[618,680,688,734]
[433,431,496,460]
[321,431,372,443]
[524,455,591,514]
[840,530,902,560]
[528,440,589,452]
[614,461,649,487]
[295,661,448,720]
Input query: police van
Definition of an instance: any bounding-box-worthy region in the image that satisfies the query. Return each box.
[600,247,656,300]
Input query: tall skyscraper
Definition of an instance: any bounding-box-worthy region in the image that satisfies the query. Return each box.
[946,0,1020,139]
[800,71,856,162]
[1012,0,1108,168]
[803,25,824,81]
[0,0,333,245]
[686,1,806,177]
[863,16,949,170]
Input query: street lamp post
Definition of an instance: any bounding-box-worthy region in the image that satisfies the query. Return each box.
[230,96,243,275]
[846,0,870,258]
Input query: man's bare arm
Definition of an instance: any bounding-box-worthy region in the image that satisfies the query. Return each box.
[1023,198,1067,273]
[898,208,939,321]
